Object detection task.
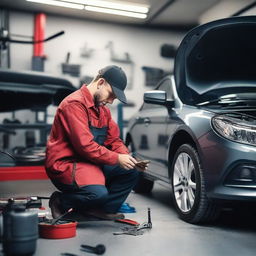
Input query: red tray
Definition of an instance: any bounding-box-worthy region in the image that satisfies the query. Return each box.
[39,221,77,239]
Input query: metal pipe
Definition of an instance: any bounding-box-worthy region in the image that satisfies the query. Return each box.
[33,13,46,57]
[146,0,175,24]
[231,1,256,16]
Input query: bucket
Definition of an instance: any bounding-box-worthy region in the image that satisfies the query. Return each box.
[39,220,77,239]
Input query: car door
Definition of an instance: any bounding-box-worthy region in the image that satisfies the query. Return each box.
[133,77,174,179]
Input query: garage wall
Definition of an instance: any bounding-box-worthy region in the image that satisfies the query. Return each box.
[4,10,184,149]
[9,11,185,122]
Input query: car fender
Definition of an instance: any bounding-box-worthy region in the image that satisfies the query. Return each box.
[166,124,203,178]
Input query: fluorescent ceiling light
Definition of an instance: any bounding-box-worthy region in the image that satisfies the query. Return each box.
[65,0,149,13]
[26,0,84,9]
[85,5,147,19]
[26,0,149,19]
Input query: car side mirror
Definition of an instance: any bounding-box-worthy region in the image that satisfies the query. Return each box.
[144,90,174,107]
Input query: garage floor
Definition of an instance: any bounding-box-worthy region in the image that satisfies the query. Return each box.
[1,180,256,256]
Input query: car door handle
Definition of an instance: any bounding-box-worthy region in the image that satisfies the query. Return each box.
[144,117,151,125]
[135,116,144,123]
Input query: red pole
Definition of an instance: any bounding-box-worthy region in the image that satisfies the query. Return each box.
[33,13,46,57]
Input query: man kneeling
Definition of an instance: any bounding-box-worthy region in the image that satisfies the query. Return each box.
[45,65,147,220]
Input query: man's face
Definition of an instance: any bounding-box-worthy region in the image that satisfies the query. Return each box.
[94,79,116,107]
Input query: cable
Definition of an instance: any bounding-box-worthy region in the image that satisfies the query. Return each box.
[231,1,256,16]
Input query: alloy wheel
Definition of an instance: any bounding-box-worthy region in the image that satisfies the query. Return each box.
[173,152,197,213]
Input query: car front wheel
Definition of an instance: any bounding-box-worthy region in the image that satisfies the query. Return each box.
[171,144,219,223]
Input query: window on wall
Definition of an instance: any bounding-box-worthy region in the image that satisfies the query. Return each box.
[142,66,166,87]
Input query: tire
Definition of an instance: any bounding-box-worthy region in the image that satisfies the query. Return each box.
[133,173,154,194]
[171,144,220,224]
[126,135,154,194]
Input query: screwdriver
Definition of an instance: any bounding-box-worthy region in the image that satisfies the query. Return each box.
[148,207,152,228]
[51,208,73,225]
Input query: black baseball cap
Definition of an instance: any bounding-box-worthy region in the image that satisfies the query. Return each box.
[99,65,127,104]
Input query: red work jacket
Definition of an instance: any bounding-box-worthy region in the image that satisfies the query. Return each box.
[45,85,129,186]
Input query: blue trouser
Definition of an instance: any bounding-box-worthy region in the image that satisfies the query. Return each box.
[51,164,139,213]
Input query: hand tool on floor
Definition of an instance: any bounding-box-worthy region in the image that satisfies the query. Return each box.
[115,218,140,226]
[113,208,152,235]
[80,244,106,255]
[125,207,152,231]
[51,208,73,225]
[141,207,152,229]
[113,229,144,236]
[139,207,152,230]
[61,253,79,256]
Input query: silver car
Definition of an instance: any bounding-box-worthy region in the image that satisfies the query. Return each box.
[126,16,256,223]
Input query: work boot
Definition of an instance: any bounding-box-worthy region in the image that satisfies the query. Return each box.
[86,209,125,220]
[49,191,64,219]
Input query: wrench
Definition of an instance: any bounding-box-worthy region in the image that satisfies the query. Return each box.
[113,229,144,236]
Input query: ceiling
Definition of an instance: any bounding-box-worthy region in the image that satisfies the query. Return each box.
[0,0,256,31]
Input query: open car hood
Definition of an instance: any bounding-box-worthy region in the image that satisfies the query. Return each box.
[174,16,256,105]
[0,69,76,111]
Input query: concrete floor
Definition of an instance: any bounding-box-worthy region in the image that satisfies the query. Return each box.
[1,179,256,256]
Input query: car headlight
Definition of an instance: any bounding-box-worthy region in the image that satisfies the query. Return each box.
[212,113,256,146]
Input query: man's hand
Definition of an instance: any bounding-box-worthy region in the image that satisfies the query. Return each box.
[118,154,137,170]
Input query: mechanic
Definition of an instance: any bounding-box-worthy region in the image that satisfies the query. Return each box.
[45,65,147,220]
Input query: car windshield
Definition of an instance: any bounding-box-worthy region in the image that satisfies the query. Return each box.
[196,93,256,108]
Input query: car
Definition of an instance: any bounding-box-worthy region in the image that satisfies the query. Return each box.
[125,16,256,224]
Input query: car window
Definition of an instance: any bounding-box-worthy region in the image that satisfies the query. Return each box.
[141,78,173,111]
[158,79,173,99]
